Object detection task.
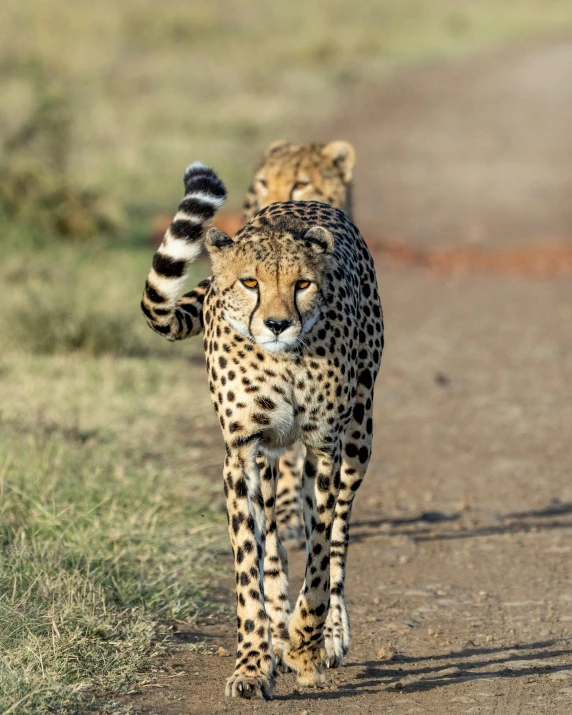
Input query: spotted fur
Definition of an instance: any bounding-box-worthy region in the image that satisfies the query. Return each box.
[142,165,383,700]
[143,141,357,544]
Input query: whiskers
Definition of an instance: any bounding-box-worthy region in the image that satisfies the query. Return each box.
[294,335,309,350]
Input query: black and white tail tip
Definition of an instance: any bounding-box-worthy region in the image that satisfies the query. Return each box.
[141,163,226,338]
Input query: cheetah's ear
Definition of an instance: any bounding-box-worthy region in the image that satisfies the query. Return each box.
[303,226,334,255]
[264,139,292,157]
[322,140,356,183]
[205,227,234,254]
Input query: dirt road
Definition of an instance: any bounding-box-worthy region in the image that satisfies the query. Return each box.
[125,38,572,714]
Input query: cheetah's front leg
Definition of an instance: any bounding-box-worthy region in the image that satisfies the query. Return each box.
[285,446,341,687]
[223,445,275,700]
[275,443,305,543]
[258,456,291,669]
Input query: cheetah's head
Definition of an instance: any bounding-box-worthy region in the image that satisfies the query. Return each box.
[205,224,334,353]
[251,140,356,211]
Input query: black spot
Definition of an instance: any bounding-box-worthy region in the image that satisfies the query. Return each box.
[305,461,316,478]
[315,603,327,617]
[235,478,248,498]
[358,369,372,389]
[252,412,270,426]
[255,396,276,410]
[244,619,255,633]
[345,443,358,458]
[353,403,364,424]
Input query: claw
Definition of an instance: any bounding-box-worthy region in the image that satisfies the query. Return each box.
[225,673,274,700]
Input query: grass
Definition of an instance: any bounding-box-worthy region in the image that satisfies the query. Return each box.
[2,0,572,214]
[2,1,572,711]
[0,238,228,713]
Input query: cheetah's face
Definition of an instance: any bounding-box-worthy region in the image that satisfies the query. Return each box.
[205,226,334,353]
[252,140,356,210]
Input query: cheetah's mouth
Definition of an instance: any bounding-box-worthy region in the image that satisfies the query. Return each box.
[257,336,298,353]
[224,311,320,354]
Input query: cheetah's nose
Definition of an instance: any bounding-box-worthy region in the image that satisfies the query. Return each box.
[264,318,292,335]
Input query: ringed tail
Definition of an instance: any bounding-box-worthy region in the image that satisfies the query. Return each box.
[141,163,226,341]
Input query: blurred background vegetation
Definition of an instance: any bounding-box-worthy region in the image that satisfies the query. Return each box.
[1,1,572,712]
[2,0,572,226]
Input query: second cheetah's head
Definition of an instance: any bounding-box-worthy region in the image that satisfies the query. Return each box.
[205,221,334,353]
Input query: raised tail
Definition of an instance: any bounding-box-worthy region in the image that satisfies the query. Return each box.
[141,163,225,341]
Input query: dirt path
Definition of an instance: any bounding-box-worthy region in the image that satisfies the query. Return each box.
[124,38,572,714]
[330,36,572,250]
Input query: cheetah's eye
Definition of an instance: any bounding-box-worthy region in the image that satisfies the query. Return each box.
[241,278,259,290]
[296,280,311,290]
[257,178,268,189]
[294,181,309,190]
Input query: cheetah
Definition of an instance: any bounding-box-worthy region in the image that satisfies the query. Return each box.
[142,163,383,700]
[142,139,357,543]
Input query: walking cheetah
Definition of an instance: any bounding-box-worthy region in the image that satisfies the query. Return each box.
[141,163,383,699]
[142,140,357,543]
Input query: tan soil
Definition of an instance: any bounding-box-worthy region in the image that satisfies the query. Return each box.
[126,37,572,715]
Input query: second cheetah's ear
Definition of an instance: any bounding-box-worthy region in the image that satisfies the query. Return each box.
[205,227,234,253]
[264,139,292,157]
[322,140,356,183]
[303,226,334,255]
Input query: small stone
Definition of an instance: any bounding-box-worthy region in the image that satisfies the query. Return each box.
[485,635,494,643]
[389,619,420,633]
[427,628,436,636]
[216,647,229,657]
[372,596,380,605]
[377,645,398,660]
[435,372,451,387]
[437,666,461,676]
[391,674,419,690]
[405,587,437,598]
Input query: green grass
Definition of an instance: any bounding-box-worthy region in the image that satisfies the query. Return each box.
[2,1,572,710]
[2,0,572,214]
[0,240,228,713]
